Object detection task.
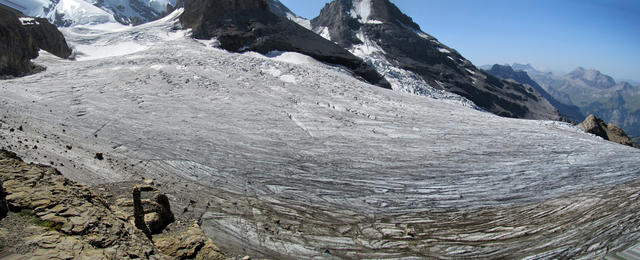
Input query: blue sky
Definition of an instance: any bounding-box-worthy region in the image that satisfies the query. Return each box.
[279,0,640,83]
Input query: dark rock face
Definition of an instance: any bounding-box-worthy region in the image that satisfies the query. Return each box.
[179,0,390,88]
[0,5,40,77]
[0,4,72,78]
[578,114,638,148]
[23,17,73,59]
[486,64,584,122]
[0,179,7,220]
[311,0,561,120]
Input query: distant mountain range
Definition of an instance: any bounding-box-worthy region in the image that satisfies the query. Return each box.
[485,63,640,141]
[485,64,583,122]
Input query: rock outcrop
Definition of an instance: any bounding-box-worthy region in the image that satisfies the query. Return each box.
[578,114,638,148]
[179,0,391,89]
[0,149,226,259]
[310,0,563,120]
[0,4,72,78]
[154,221,226,260]
[485,64,584,122]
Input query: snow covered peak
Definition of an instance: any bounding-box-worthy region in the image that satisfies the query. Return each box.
[55,0,117,25]
[99,0,176,25]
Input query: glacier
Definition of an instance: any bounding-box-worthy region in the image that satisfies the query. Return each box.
[1,9,640,259]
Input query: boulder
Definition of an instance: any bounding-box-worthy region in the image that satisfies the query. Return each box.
[578,114,638,148]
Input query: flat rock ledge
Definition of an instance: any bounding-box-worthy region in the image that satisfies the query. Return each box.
[0,149,226,260]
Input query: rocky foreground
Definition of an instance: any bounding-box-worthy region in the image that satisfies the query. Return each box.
[0,149,228,259]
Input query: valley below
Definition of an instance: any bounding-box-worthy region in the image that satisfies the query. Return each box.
[1,13,640,259]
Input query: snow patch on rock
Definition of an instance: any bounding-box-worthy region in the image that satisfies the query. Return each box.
[316,26,331,41]
[18,17,39,25]
[350,0,377,24]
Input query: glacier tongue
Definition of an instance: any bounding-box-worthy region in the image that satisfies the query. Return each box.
[1,14,639,259]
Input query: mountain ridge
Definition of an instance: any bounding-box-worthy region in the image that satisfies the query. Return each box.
[310,0,563,120]
[485,64,584,122]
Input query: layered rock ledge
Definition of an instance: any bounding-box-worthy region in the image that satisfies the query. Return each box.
[0,149,226,260]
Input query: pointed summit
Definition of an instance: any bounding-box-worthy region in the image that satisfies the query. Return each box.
[311,0,562,120]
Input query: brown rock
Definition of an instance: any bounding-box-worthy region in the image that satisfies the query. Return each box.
[606,124,637,147]
[0,149,168,259]
[0,149,225,260]
[154,222,226,260]
[578,114,638,148]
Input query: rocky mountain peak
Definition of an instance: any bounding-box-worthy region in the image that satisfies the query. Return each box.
[511,63,537,72]
[567,67,616,89]
[311,0,562,120]
[311,0,423,45]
